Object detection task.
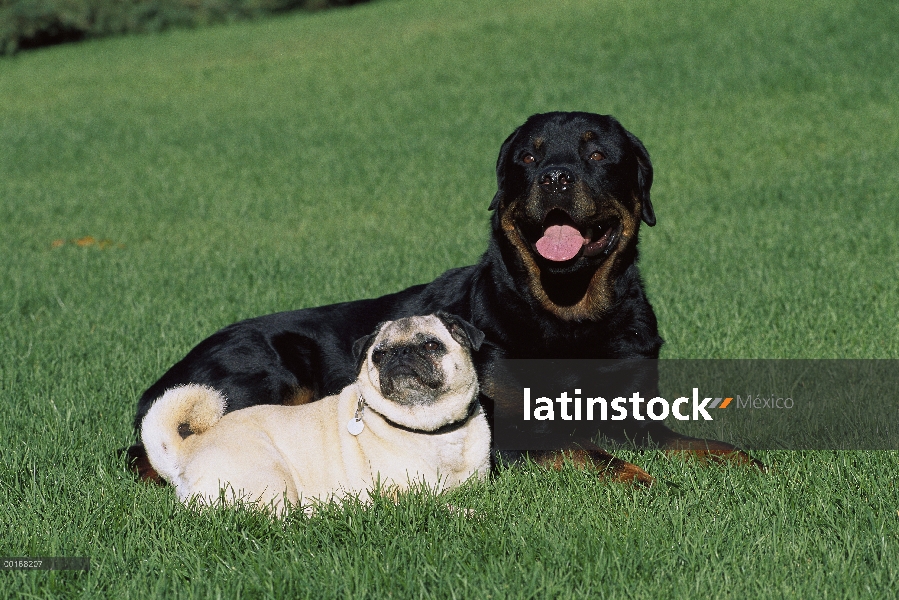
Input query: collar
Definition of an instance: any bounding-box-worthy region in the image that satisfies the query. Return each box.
[362,396,480,436]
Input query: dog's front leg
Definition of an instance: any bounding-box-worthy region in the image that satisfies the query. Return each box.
[526,442,654,485]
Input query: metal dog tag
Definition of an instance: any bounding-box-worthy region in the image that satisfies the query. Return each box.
[347,418,364,436]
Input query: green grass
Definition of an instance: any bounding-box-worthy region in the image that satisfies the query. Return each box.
[1,0,898,596]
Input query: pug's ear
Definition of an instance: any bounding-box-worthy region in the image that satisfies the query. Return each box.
[489,125,522,211]
[351,331,378,373]
[625,129,656,227]
[435,312,485,351]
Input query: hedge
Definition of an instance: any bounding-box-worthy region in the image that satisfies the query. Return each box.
[0,0,368,54]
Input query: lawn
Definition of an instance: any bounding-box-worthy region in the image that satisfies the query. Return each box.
[1,0,898,596]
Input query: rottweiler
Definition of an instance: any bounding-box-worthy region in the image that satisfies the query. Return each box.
[127,111,756,485]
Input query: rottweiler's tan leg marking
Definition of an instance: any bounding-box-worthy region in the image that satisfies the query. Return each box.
[125,444,166,486]
[529,442,654,486]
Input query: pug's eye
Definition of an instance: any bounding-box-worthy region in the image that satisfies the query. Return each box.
[371,349,385,365]
[422,340,442,352]
[521,153,536,164]
[589,151,605,161]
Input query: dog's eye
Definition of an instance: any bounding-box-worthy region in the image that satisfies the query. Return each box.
[422,340,442,352]
[371,350,385,365]
[589,151,605,161]
[521,153,536,165]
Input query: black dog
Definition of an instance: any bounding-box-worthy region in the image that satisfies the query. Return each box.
[128,112,754,484]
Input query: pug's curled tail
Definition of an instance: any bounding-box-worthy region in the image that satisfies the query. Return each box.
[141,384,226,487]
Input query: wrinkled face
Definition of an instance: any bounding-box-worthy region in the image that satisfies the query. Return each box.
[492,112,654,316]
[366,316,468,406]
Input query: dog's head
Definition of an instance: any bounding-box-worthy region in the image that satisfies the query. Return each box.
[490,112,654,319]
[351,313,483,431]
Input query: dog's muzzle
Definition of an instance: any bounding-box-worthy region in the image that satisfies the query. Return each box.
[531,208,621,264]
[377,348,444,402]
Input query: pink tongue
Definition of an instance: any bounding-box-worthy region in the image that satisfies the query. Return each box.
[535,224,584,261]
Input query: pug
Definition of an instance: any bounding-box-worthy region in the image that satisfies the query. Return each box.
[140,313,490,513]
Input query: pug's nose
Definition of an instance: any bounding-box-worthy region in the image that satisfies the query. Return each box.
[392,345,416,362]
[539,168,573,193]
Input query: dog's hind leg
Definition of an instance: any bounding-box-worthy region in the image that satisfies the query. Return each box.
[122,444,165,485]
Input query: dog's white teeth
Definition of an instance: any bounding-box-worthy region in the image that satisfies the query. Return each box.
[347,418,365,436]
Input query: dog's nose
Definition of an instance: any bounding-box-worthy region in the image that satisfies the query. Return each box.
[539,167,573,193]
[385,345,416,362]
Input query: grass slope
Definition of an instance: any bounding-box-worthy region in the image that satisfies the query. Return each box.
[1,0,897,596]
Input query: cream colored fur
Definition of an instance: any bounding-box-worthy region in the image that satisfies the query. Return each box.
[141,316,490,514]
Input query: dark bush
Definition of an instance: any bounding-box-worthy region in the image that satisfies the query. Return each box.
[0,0,369,54]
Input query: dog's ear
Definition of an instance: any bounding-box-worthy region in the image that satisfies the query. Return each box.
[625,129,656,227]
[489,125,522,211]
[351,331,378,373]
[435,312,485,352]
